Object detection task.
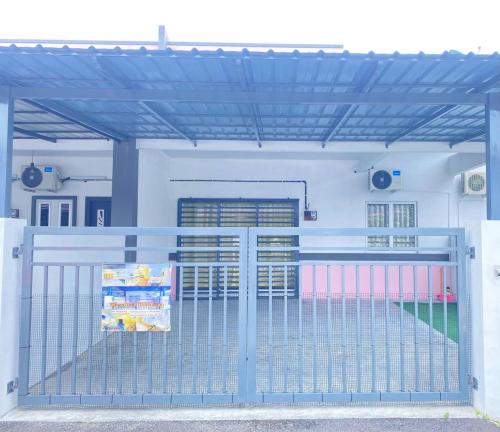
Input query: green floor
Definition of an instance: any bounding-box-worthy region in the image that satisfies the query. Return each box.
[401,302,458,343]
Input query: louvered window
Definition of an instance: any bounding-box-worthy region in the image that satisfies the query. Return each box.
[367,202,417,248]
[178,199,299,298]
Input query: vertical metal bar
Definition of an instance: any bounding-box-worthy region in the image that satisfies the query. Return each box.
[428,265,434,392]
[177,266,184,393]
[237,229,249,403]
[222,266,228,393]
[356,265,361,393]
[312,265,318,393]
[443,266,449,392]
[191,266,199,393]
[413,266,420,392]
[40,265,49,395]
[132,332,138,394]
[86,266,94,395]
[18,229,33,398]
[117,333,123,394]
[246,229,257,402]
[399,266,405,392]
[370,265,376,393]
[326,265,333,393]
[71,266,80,394]
[162,331,168,394]
[147,332,153,393]
[268,265,273,393]
[283,265,289,393]
[298,264,304,393]
[384,265,391,392]
[101,330,108,394]
[207,266,213,393]
[341,265,347,393]
[456,230,468,396]
[56,266,64,394]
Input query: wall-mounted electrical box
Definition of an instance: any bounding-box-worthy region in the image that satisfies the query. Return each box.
[304,210,317,221]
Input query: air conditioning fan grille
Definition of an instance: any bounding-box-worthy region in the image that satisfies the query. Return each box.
[372,170,392,190]
[468,174,485,193]
[21,164,43,189]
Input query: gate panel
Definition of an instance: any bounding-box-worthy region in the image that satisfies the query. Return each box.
[18,227,248,406]
[247,227,469,403]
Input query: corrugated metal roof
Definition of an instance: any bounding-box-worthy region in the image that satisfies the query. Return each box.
[1,45,498,144]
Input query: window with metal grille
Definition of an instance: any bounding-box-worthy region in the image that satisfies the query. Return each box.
[367,202,417,248]
[178,198,299,298]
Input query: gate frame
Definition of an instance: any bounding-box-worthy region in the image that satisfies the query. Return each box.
[246,226,470,403]
[18,226,469,405]
[17,226,249,406]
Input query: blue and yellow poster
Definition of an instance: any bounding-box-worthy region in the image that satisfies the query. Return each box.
[101,264,172,332]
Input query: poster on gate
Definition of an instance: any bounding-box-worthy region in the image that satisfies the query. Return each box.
[100,263,172,332]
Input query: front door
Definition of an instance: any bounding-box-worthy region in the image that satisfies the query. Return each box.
[85,197,111,227]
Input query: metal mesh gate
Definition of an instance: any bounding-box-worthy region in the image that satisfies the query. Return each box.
[18,226,469,406]
[247,227,469,403]
[18,227,248,406]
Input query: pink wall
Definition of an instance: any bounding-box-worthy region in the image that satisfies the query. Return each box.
[171,264,453,301]
[301,265,453,301]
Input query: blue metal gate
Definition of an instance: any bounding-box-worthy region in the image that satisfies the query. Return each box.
[18,226,469,406]
[18,227,248,405]
[247,227,469,403]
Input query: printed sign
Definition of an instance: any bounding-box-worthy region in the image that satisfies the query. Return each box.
[101,264,172,332]
[96,209,105,227]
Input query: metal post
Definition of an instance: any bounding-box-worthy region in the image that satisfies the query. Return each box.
[111,139,138,262]
[0,86,13,217]
[486,94,500,220]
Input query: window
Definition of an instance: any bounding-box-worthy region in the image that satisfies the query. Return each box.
[33,197,76,227]
[37,202,50,227]
[178,199,299,297]
[59,202,72,227]
[367,202,417,248]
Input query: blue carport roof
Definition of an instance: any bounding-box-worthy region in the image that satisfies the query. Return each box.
[0,44,498,144]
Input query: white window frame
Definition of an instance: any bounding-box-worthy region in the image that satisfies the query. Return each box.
[366,201,418,248]
[34,198,75,227]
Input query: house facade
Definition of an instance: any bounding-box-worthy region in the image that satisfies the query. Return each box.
[0,38,499,418]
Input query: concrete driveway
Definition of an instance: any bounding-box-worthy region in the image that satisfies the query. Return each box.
[0,419,498,432]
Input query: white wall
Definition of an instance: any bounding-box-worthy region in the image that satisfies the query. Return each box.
[11,151,112,226]
[0,218,25,416]
[468,221,500,420]
[11,139,486,230]
[138,149,486,230]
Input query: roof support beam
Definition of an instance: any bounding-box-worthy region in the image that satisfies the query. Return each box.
[0,86,13,217]
[486,94,500,219]
[449,130,485,147]
[92,56,197,146]
[13,126,57,143]
[237,57,262,147]
[22,99,125,142]
[139,101,197,146]
[322,60,380,148]
[385,72,500,148]
[385,105,456,148]
[12,86,487,105]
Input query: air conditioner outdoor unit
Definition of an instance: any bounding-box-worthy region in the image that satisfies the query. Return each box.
[369,169,402,191]
[20,163,61,192]
[462,170,486,195]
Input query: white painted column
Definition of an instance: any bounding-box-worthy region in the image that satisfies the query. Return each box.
[0,218,26,417]
[468,220,500,419]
